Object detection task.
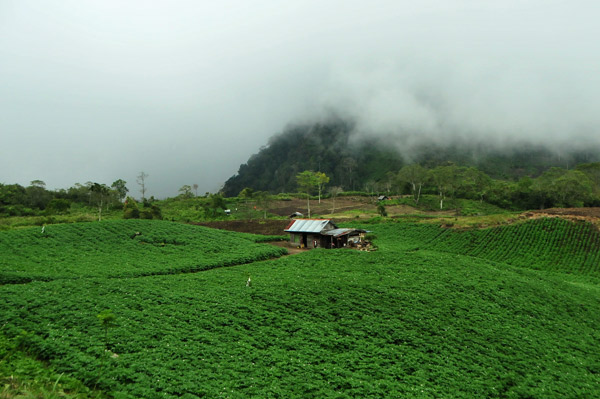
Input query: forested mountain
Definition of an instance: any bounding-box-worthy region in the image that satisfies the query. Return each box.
[222,119,600,196]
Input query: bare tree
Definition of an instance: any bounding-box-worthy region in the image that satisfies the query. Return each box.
[137,172,149,200]
[329,186,343,214]
[193,184,199,197]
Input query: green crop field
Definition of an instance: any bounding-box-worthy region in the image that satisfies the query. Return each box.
[359,217,600,276]
[1,219,599,398]
[0,220,286,284]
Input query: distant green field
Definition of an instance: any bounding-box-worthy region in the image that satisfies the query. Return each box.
[0,220,286,284]
[361,218,600,276]
[1,219,599,398]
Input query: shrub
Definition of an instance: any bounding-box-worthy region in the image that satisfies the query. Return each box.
[139,209,153,219]
[123,197,140,219]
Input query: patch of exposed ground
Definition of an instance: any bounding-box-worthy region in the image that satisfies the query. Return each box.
[520,208,600,227]
[267,240,308,255]
[194,219,291,236]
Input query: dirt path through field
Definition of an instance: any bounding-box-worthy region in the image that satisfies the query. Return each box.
[267,240,307,255]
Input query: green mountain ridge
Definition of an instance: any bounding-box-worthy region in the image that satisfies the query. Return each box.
[222,119,600,196]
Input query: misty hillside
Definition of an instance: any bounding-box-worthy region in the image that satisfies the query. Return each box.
[222,120,599,196]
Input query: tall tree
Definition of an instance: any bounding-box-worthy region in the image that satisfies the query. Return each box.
[397,164,428,205]
[111,179,128,202]
[90,183,110,221]
[297,170,320,218]
[137,172,149,200]
[178,185,193,199]
[25,180,52,210]
[460,167,493,203]
[429,165,460,210]
[316,172,330,204]
[576,162,600,200]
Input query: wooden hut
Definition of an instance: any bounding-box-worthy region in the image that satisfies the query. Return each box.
[284,219,366,249]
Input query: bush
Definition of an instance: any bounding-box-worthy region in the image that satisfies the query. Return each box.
[149,204,162,220]
[139,209,153,219]
[46,199,71,215]
[123,197,140,219]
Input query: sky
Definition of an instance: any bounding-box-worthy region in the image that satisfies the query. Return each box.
[1,0,599,198]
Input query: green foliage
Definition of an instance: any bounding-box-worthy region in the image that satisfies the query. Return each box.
[297,170,323,217]
[122,197,140,219]
[203,193,228,219]
[0,332,109,398]
[1,232,599,397]
[178,185,193,199]
[0,220,286,284]
[222,119,600,197]
[2,218,600,397]
[111,179,128,202]
[97,310,117,333]
[46,198,71,215]
[357,218,600,276]
[296,170,320,194]
[396,164,427,204]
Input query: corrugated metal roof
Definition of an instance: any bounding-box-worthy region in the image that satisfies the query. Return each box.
[323,228,357,237]
[284,219,336,233]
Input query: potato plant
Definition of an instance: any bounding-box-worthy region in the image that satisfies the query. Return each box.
[0,219,599,398]
[358,218,600,276]
[0,220,286,283]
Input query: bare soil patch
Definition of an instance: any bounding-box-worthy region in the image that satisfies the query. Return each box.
[268,240,308,255]
[520,207,600,226]
[194,219,291,236]
[267,196,378,217]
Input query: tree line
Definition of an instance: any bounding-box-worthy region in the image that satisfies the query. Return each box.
[0,172,160,219]
[378,162,600,210]
[288,162,600,215]
[0,180,129,217]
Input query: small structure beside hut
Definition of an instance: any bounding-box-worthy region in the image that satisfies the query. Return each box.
[284,219,367,249]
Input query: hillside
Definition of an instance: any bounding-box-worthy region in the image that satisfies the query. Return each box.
[222,119,600,196]
[0,220,285,284]
[1,219,599,397]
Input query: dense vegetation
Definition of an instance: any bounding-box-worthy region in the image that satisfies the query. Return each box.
[355,218,600,277]
[221,119,600,202]
[0,220,286,284]
[1,333,107,399]
[1,219,599,398]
